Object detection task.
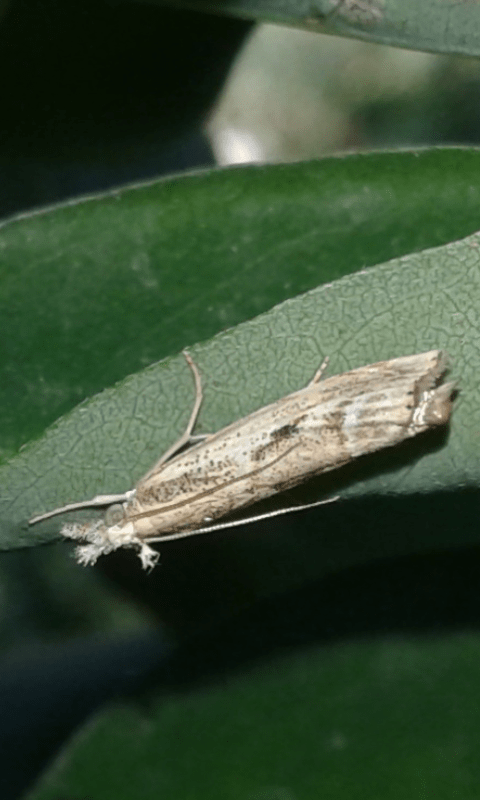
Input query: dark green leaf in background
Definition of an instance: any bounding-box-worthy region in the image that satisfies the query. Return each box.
[26,633,480,800]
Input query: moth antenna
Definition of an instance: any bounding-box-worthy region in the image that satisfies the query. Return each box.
[147,495,339,543]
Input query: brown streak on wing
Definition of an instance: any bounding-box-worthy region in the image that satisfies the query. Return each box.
[129,443,300,522]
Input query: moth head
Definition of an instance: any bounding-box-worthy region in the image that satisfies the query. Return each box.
[104,503,125,527]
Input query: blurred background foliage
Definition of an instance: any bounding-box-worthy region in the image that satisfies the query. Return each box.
[208,25,480,164]
[2,0,480,798]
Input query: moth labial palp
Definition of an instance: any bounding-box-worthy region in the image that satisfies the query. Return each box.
[29,349,456,570]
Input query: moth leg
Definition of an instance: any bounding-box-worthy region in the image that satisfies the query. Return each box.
[309,356,329,386]
[188,433,209,443]
[143,350,205,476]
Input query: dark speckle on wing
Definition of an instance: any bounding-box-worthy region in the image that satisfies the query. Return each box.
[251,421,301,462]
[271,423,299,441]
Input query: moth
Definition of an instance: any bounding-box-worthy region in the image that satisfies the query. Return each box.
[29,349,455,569]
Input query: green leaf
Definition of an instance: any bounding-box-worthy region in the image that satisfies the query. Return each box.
[1,224,475,551]
[0,149,478,558]
[26,633,480,800]
[2,148,480,458]
[322,0,480,58]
